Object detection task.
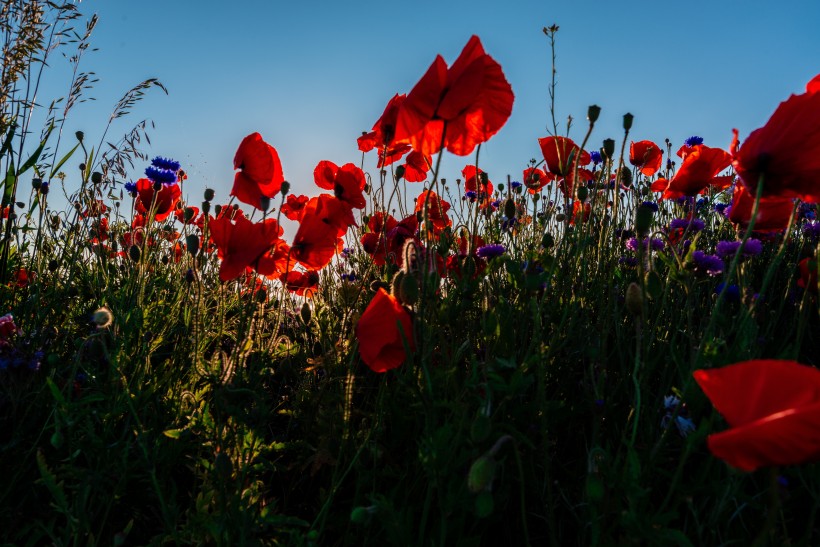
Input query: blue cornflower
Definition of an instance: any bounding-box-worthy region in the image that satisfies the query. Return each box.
[476,243,506,259]
[714,202,729,215]
[341,247,354,259]
[151,156,181,172]
[464,190,477,202]
[715,282,741,303]
[490,199,501,209]
[124,181,138,194]
[669,218,705,233]
[590,150,603,165]
[684,136,704,147]
[802,221,820,240]
[640,201,659,213]
[666,158,674,170]
[618,256,638,268]
[145,165,178,185]
[692,251,724,276]
[510,180,522,190]
[715,238,763,259]
[626,237,665,252]
[501,217,517,230]
[340,273,357,282]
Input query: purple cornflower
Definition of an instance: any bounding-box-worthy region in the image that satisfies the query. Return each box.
[692,251,724,276]
[341,247,354,259]
[669,218,705,233]
[626,237,665,252]
[490,199,501,209]
[714,202,729,215]
[476,243,506,259]
[464,191,477,202]
[510,180,522,191]
[151,156,181,172]
[715,238,763,259]
[802,221,820,240]
[684,136,704,147]
[124,181,137,194]
[145,165,178,185]
[590,150,603,165]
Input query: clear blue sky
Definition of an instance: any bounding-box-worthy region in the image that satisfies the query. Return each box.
[40,0,820,215]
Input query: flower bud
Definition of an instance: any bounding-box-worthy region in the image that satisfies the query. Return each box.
[625,282,644,317]
[541,233,554,248]
[75,131,84,142]
[300,302,312,324]
[503,198,516,219]
[576,186,588,201]
[587,104,601,123]
[91,172,103,184]
[128,244,141,262]
[214,204,222,216]
[204,188,215,201]
[623,113,634,131]
[395,164,406,180]
[602,139,615,160]
[259,196,271,212]
[390,270,406,301]
[32,178,41,189]
[468,455,497,493]
[280,181,290,196]
[635,205,654,235]
[186,234,200,257]
[399,273,419,305]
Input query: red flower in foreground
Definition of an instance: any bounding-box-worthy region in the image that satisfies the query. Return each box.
[209,214,283,282]
[356,288,414,373]
[415,189,451,237]
[523,167,552,194]
[731,74,820,203]
[290,195,350,270]
[232,132,285,210]
[694,359,820,471]
[653,145,732,199]
[313,161,367,209]
[280,194,309,221]
[728,183,794,232]
[629,140,663,176]
[394,35,514,156]
[401,151,431,182]
[461,165,494,198]
[538,136,590,177]
[135,179,181,221]
[358,93,406,153]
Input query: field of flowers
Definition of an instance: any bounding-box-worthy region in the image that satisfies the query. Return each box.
[2,3,820,546]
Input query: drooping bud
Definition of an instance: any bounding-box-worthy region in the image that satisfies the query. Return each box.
[399,273,419,306]
[300,302,312,324]
[391,270,406,301]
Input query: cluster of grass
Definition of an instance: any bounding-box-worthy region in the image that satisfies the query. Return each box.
[1,3,819,545]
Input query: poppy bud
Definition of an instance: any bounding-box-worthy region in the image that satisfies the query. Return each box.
[541,233,554,248]
[128,245,140,262]
[468,455,497,493]
[79,163,86,171]
[92,307,113,328]
[184,207,195,222]
[300,302,311,324]
[91,172,103,184]
[532,193,540,202]
[400,273,419,305]
[185,268,195,283]
[40,182,49,195]
[48,259,59,271]
[617,166,633,187]
[587,104,601,123]
[259,196,271,212]
[214,204,222,216]
[204,188,215,201]
[602,139,615,160]
[503,198,516,219]
[350,506,376,524]
[32,178,41,189]
[401,240,418,273]
[625,282,643,317]
[623,113,634,131]
[186,234,199,257]
[480,172,489,186]
[497,183,505,193]
[395,164,406,180]
[390,270,406,301]
[280,181,290,196]
[202,201,210,214]
[75,131,84,142]
[576,186,588,202]
[463,256,477,278]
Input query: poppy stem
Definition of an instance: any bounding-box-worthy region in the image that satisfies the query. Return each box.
[751,467,781,547]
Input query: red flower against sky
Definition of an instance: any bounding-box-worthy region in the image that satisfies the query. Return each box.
[694,359,820,471]
[232,132,285,210]
[356,288,414,372]
[401,151,431,182]
[652,144,732,199]
[313,161,367,209]
[290,195,351,270]
[394,35,514,156]
[629,140,663,176]
[523,167,552,194]
[415,189,451,237]
[728,183,794,232]
[280,194,309,221]
[209,214,283,282]
[135,178,181,221]
[358,93,406,153]
[256,238,295,278]
[731,74,820,203]
[570,200,591,226]
[279,269,320,297]
[538,136,590,177]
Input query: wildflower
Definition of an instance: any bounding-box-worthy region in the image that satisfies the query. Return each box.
[356,288,414,372]
[280,194,309,221]
[232,132,285,210]
[124,181,137,194]
[802,222,820,241]
[291,195,352,270]
[151,156,181,172]
[464,191,477,202]
[692,251,724,276]
[475,243,505,259]
[629,140,663,176]
[731,74,820,202]
[145,165,178,185]
[694,359,820,471]
[714,282,741,303]
[135,178,181,221]
[538,136,591,177]
[685,136,704,147]
[715,238,762,259]
[640,200,659,213]
[209,214,283,281]
[340,273,357,282]
[510,180,522,191]
[279,270,320,297]
[0,314,20,340]
[462,165,494,200]
[358,93,406,153]
[415,189,451,237]
[651,144,732,198]
[394,35,514,156]
[669,217,705,233]
[314,161,367,209]
[401,150,431,182]
[625,237,665,252]
[728,183,794,232]
[590,150,603,165]
[523,167,552,193]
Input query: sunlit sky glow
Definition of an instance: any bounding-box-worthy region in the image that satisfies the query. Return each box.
[36,0,820,217]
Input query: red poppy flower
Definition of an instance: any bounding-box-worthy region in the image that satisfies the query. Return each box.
[415,189,451,237]
[280,194,309,222]
[376,143,412,168]
[523,167,552,194]
[401,151,431,182]
[361,212,398,266]
[538,136,591,177]
[629,140,663,177]
[290,195,350,270]
[731,74,820,203]
[394,35,514,156]
[232,132,285,210]
[728,183,794,232]
[694,359,820,471]
[461,165,494,197]
[798,257,818,293]
[256,239,295,277]
[175,205,200,225]
[209,214,283,282]
[570,200,591,226]
[12,268,33,288]
[82,200,108,218]
[359,93,406,153]
[279,269,320,297]
[356,288,414,372]
[654,145,732,199]
[135,179,181,221]
[314,161,367,209]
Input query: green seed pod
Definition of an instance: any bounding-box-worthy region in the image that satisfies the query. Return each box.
[202,201,211,214]
[635,204,654,235]
[214,204,222,217]
[602,139,616,160]
[541,233,555,248]
[391,270,406,301]
[555,213,566,223]
[91,171,103,184]
[259,196,271,212]
[280,180,290,196]
[588,104,601,123]
[474,491,494,518]
[395,164,406,180]
[468,455,497,493]
[204,188,215,201]
[186,234,200,257]
[623,112,634,131]
[617,166,633,188]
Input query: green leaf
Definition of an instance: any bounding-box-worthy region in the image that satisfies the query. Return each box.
[162,428,185,439]
[49,141,81,178]
[3,160,15,208]
[17,123,53,175]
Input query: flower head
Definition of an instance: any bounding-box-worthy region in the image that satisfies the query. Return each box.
[475,243,505,259]
[691,250,724,276]
[231,132,285,210]
[356,289,414,373]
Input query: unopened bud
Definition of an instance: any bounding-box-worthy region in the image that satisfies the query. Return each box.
[201,201,211,214]
[300,302,311,324]
[623,113,634,131]
[204,188,215,201]
[635,205,654,235]
[576,186,588,201]
[626,282,644,317]
[75,131,84,142]
[395,164,406,180]
[587,105,601,123]
[280,181,290,196]
[128,245,141,262]
[602,139,615,160]
[91,172,103,184]
[399,273,419,305]
[503,198,516,219]
[468,455,497,493]
[186,234,200,256]
[390,270,406,301]
[259,196,271,212]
